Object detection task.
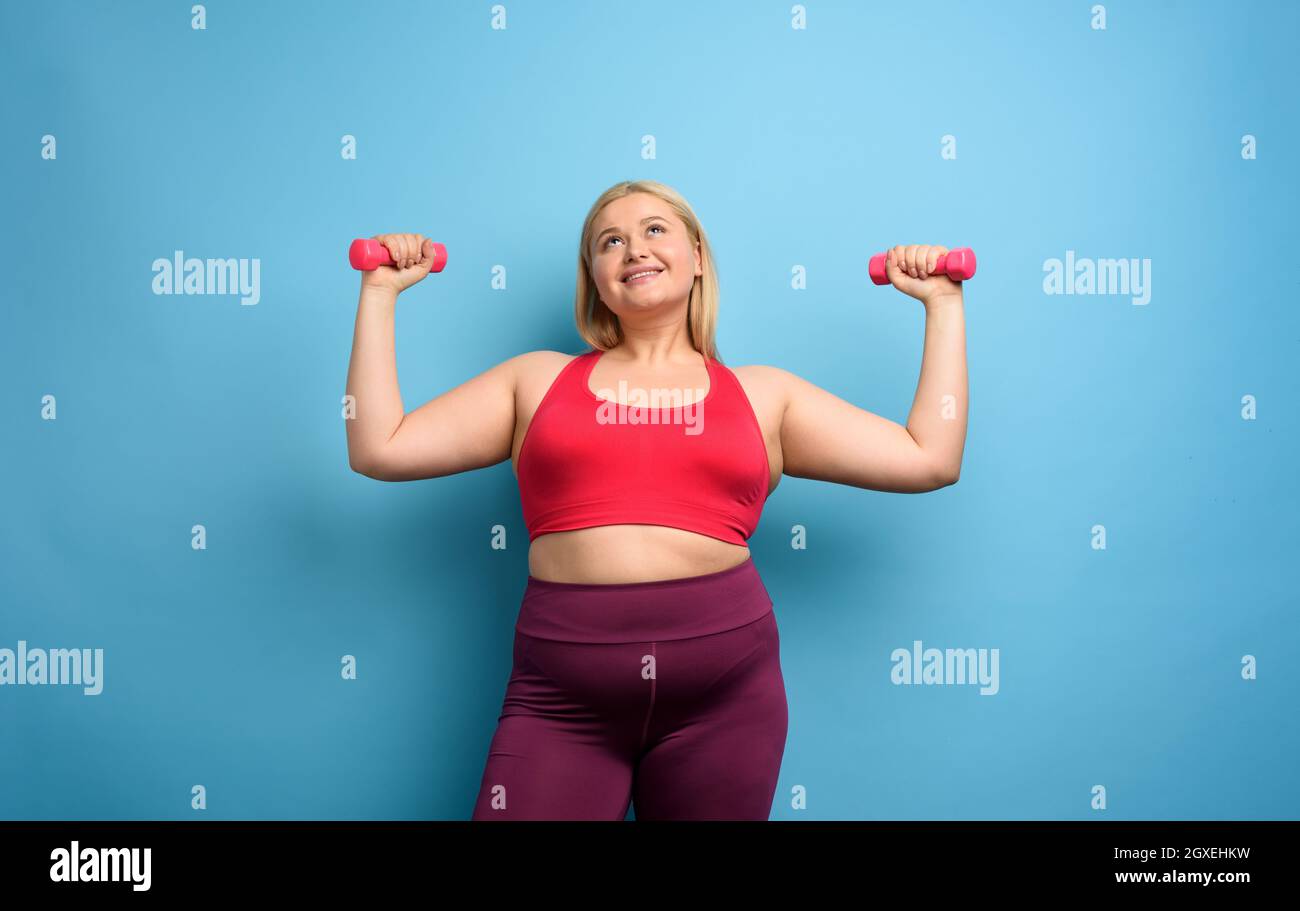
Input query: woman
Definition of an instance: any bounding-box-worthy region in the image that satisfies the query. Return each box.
[344,180,968,820]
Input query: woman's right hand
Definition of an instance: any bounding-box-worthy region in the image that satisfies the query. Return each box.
[359,233,438,295]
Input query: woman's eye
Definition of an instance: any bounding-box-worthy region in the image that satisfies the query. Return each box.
[606,224,666,247]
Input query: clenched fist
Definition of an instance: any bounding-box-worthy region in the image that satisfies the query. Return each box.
[883,244,963,307]
[360,233,439,294]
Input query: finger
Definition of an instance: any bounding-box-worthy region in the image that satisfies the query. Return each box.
[399,235,412,269]
[414,235,427,262]
[915,245,931,278]
[905,245,918,279]
[890,247,908,288]
[928,245,946,275]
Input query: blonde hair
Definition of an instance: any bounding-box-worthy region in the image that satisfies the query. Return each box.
[574,180,723,363]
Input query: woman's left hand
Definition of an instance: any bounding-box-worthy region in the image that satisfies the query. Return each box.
[884,244,963,307]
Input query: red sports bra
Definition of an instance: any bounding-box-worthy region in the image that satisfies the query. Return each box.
[517,348,771,545]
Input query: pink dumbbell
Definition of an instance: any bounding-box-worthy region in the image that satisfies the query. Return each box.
[870,247,976,285]
[348,238,449,273]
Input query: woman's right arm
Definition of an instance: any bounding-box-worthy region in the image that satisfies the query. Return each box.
[344,233,519,482]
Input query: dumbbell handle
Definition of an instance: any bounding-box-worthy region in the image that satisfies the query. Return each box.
[870,247,976,285]
[348,238,448,273]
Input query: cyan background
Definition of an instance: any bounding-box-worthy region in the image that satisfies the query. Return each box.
[1,0,1296,820]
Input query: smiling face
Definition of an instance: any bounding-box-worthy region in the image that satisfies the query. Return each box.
[590,193,703,317]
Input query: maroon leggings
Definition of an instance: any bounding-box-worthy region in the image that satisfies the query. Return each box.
[472,556,788,820]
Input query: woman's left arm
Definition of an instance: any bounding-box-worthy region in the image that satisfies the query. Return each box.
[777,243,968,493]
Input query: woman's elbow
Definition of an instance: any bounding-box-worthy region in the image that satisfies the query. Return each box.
[349,450,387,480]
[929,459,960,490]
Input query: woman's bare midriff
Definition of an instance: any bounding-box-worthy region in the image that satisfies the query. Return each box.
[527,525,751,584]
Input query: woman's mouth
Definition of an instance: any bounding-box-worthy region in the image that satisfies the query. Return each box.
[623,269,662,286]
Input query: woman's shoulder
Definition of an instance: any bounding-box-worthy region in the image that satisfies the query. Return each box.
[509,349,590,394]
[725,363,795,415]
[727,362,796,390]
[519,348,591,370]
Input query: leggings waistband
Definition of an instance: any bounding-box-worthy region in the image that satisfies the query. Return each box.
[516,556,774,643]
